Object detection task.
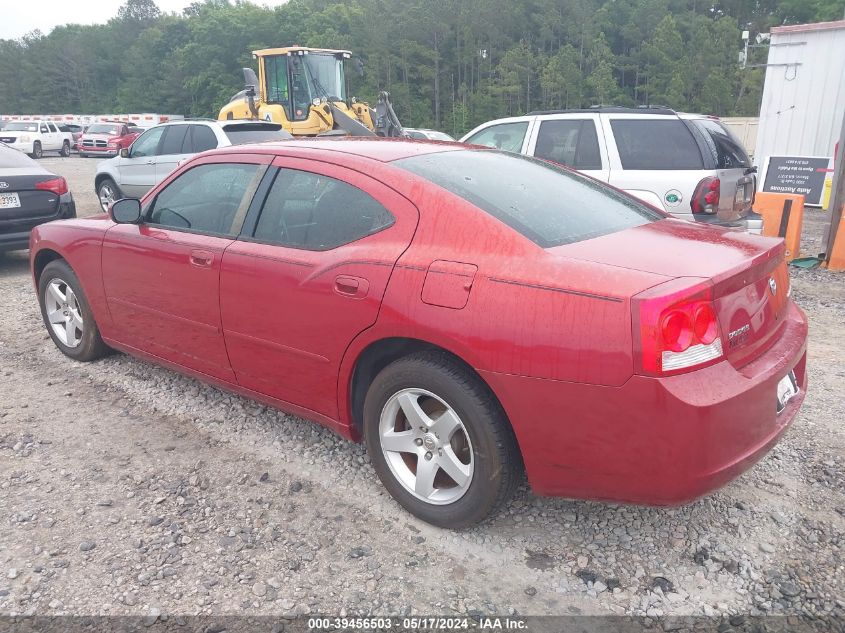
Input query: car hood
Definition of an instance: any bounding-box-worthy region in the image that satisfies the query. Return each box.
[549,218,780,279]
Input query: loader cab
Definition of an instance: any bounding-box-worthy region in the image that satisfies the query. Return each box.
[259,48,349,122]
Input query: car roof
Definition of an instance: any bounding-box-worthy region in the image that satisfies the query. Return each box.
[202,137,467,163]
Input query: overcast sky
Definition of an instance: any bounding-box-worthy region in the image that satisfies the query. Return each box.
[1,0,287,40]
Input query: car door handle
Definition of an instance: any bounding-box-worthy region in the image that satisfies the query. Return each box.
[334,275,369,298]
[145,160,155,165]
[190,250,214,267]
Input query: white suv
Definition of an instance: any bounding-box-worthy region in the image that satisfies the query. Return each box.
[94,119,292,211]
[460,107,761,232]
[0,121,73,158]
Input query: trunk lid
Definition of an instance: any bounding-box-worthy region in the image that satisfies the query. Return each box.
[552,218,790,368]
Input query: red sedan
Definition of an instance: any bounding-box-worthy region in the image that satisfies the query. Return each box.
[29,139,807,528]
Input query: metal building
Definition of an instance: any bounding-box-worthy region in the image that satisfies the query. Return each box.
[754,20,845,200]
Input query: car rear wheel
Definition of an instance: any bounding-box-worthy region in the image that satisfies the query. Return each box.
[60,140,70,157]
[363,352,521,528]
[97,178,121,212]
[30,141,42,159]
[38,260,109,362]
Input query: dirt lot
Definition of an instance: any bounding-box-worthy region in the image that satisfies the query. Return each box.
[1,156,843,624]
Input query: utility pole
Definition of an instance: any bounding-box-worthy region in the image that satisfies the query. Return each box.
[825,106,845,264]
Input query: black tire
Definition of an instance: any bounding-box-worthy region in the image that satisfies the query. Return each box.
[97,178,121,212]
[60,140,70,157]
[38,260,109,362]
[363,352,521,528]
[30,141,42,159]
[78,152,87,158]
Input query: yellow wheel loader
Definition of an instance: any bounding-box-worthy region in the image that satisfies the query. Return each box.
[218,46,405,138]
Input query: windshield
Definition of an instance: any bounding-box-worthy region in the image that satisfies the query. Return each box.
[302,53,346,102]
[394,149,663,247]
[5,122,39,132]
[87,124,120,135]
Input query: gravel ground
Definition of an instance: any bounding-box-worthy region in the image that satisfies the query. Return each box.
[0,157,843,624]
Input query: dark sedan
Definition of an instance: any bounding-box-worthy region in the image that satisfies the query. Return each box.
[0,142,76,252]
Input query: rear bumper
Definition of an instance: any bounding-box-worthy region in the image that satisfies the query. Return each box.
[481,301,808,504]
[0,196,76,252]
[692,211,763,234]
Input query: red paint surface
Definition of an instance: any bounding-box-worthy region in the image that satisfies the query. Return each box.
[29,139,809,505]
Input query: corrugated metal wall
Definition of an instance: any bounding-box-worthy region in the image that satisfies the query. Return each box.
[754,22,845,179]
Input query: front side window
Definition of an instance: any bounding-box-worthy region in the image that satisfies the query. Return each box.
[148,163,263,236]
[265,55,290,110]
[534,119,602,170]
[395,149,662,248]
[465,121,529,153]
[130,127,165,158]
[253,168,394,250]
[610,119,703,170]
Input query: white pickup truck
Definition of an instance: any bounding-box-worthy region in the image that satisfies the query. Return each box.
[0,120,73,158]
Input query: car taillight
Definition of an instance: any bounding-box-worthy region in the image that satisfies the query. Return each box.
[633,279,724,376]
[691,177,720,214]
[35,177,68,196]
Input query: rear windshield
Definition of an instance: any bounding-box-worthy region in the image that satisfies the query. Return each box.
[224,124,293,145]
[0,144,36,167]
[394,149,662,247]
[610,119,704,170]
[691,119,752,169]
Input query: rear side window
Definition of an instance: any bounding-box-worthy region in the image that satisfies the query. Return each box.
[190,125,218,153]
[610,119,703,170]
[160,126,189,155]
[534,119,602,169]
[465,121,528,153]
[692,119,751,169]
[395,150,662,247]
[252,169,395,251]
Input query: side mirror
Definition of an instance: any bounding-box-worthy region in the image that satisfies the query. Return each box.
[120,147,129,158]
[110,198,142,224]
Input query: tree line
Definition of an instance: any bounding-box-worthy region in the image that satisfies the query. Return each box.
[0,0,842,137]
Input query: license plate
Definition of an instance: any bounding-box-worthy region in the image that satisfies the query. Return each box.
[0,192,21,209]
[776,370,799,413]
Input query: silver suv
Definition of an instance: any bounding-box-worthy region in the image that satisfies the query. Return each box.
[94,119,293,211]
[460,107,761,232]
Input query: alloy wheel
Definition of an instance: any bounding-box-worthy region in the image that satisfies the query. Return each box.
[45,278,84,348]
[378,388,474,505]
[98,183,115,212]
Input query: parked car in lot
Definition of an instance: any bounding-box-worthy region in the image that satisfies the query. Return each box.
[461,107,762,232]
[0,142,75,252]
[94,119,293,211]
[30,139,807,527]
[0,120,72,158]
[58,123,88,151]
[404,128,456,141]
[77,122,142,158]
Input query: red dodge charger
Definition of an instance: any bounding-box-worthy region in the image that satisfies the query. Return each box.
[29,139,807,527]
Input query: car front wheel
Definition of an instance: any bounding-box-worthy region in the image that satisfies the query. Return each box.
[38,260,109,362]
[30,141,42,159]
[97,178,120,212]
[60,140,70,157]
[363,352,521,528]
